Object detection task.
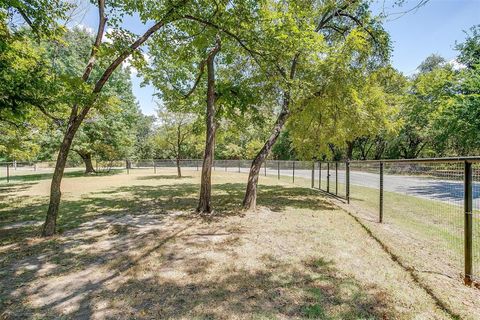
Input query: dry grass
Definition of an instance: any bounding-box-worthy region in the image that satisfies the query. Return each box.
[0,169,464,319]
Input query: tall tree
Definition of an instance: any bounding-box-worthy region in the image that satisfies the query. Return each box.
[38,28,142,173]
[39,0,196,236]
[242,0,390,209]
[430,26,480,155]
[154,105,198,177]
[388,56,454,158]
[195,36,221,212]
[145,1,271,213]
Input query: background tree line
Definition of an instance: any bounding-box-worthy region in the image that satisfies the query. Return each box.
[2,25,478,165]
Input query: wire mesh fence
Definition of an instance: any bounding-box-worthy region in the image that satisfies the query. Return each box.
[381,162,465,280]
[348,161,380,221]
[1,156,480,285]
[345,158,480,285]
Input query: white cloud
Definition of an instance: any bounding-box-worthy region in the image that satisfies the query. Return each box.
[72,23,94,34]
[448,59,466,71]
[103,28,114,44]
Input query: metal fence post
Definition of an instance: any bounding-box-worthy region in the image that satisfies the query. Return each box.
[346,161,350,204]
[311,161,315,188]
[6,163,10,183]
[335,162,338,195]
[464,161,473,286]
[277,161,280,180]
[327,162,330,193]
[292,161,295,184]
[379,162,384,223]
[319,162,321,189]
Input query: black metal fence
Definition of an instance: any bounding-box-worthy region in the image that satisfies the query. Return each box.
[321,157,480,286]
[1,156,479,286]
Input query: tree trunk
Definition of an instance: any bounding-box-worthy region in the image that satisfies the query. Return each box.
[42,122,80,236]
[78,151,96,174]
[176,156,182,178]
[197,37,221,214]
[176,125,182,178]
[243,52,300,210]
[243,94,290,210]
[41,3,178,237]
[346,140,354,160]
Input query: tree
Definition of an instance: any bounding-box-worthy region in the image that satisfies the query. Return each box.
[430,26,480,155]
[456,25,480,69]
[134,114,156,160]
[0,2,70,162]
[154,105,198,177]
[38,28,142,173]
[417,54,446,73]
[145,1,273,213]
[38,0,196,236]
[242,0,390,209]
[196,36,221,213]
[388,58,454,158]
[271,131,295,160]
[342,66,407,160]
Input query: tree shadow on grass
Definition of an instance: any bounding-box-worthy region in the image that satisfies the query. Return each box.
[1,210,392,319]
[0,169,123,184]
[0,179,348,318]
[72,258,390,320]
[0,181,334,247]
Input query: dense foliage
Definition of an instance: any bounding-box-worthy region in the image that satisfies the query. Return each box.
[1,6,478,163]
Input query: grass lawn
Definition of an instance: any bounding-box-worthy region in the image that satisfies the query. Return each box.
[0,169,476,319]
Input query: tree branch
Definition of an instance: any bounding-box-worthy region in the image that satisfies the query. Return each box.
[82,0,107,82]
[0,117,23,128]
[77,0,187,122]
[36,106,64,125]
[337,12,378,44]
[183,15,259,57]
[183,59,206,99]
[16,7,34,30]
[315,0,357,32]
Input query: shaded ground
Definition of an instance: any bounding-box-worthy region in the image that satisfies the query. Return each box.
[0,169,462,319]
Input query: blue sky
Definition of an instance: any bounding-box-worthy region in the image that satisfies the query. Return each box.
[79,0,480,116]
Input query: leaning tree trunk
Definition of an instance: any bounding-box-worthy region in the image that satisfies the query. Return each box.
[197,37,221,214]
[42,121,82,236]
[243,94,291,210]
[79,151,96,174]
[243,52,299,210]
[40,0,180,237]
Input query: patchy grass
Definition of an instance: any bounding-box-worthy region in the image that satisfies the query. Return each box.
[345,182,480,280]
[289,172,480,281]
[0,169,467,319]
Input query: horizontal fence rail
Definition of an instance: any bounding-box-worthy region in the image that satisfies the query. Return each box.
[1,156,480,286]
